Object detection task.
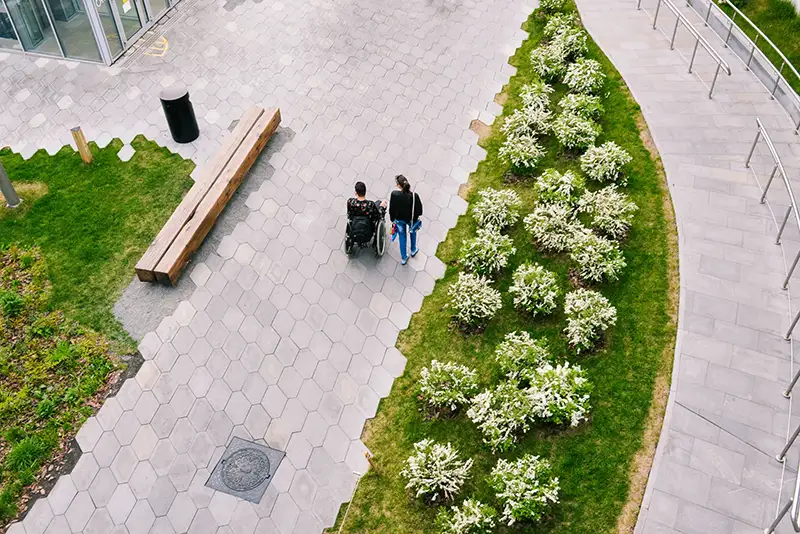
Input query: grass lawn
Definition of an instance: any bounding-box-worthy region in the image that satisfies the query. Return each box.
[337,6,678,533]
[0,137,194,350]
[722,0,800,96]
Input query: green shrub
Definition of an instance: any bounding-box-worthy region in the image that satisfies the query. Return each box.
[0,291,23,318]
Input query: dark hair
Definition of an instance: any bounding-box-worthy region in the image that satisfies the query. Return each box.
[396,174,411,194]
[354,181,366,197]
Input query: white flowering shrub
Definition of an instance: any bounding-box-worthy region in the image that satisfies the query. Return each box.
[435,499,497,534]
[564,288,618,353]
[533,169,585,205]
[552,112,601,151]
[499,134,546,170]
[419,360,480,413]
[530,44,567,81]
[564,58,605,94]
[559,93,604,120]
[494,331,550,381]
[524,203,584,253]
[544,13,578,39]
[501,107,552,139]
[490,455,560,525]
[472,188,523,231]
[467,382,533,451]
[552,26,588,59]
[568,228,626,282]
[508,264,561,316]
[539,0,566,13]
[447,272,503,329]
[578,185,638,239]
[520,81,554,113]
[460,228,517,277]
[580,141,634,183]
[401,439,474,502]
[528,362,591,427]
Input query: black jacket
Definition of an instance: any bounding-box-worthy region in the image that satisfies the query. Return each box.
[389,190,423,223]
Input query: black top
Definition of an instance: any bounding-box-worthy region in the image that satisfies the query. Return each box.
[389,190,423,223]
[347,198,381,222]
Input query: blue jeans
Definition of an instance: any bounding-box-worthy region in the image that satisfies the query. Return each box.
[395,220,417,261]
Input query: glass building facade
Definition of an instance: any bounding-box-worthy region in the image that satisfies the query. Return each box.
[0,0,175,64]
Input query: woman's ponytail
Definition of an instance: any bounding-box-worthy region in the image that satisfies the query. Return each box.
[396,174,411,194]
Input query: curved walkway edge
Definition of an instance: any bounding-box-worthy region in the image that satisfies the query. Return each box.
[576,0,800,532]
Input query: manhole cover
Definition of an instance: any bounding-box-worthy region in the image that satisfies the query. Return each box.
[206,437,284,503]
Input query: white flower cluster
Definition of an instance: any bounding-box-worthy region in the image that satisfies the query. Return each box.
[498,133,546,170]
[419,360,479,413]
[559,93,604,120]
[501,107,552,139]
[494,331,550,381]
[467,381,532,451]
[435,499,497,534]
[552,26,588,60]
[520,80,555,113]
[543,13,579,40]
[578,185,638,239]
[524,203,584,253]
[530,45,567,82]
[533,168,584,205]
[490,455,560,525]
[539,0,566,13]
[401,439,474,502]
[500,83,553,169]
[447,272,503,329]
[460,228,517,277]
[580,141,633,183]
[564,58,605,94]
[472,188,522,231]
[568,228,626,282]
[552,111,601,151]
[508,263,561,316]
[564,288,617,353]
[528,362,591,427]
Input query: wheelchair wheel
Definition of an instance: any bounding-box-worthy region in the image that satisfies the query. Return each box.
[375,219,387,257]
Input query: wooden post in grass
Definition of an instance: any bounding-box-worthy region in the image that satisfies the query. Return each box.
[0,162,21,208]
[364,451,379,475]
[70,126,93,164]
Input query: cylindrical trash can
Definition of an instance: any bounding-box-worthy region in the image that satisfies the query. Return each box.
[160,86,199,144]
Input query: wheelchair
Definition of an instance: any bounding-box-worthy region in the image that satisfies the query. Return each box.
[345,210,388,258]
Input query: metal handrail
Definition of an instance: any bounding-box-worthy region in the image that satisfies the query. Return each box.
[687,0,800,133]
[637,0,732,98]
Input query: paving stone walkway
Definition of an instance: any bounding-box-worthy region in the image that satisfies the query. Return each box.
[0,0,532,533]
[576,0,800,532]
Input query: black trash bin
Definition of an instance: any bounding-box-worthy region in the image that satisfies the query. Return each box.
[160,86,200,144]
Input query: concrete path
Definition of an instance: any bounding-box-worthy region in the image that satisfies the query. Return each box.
[1,0,532,532]
[576,0,800,532]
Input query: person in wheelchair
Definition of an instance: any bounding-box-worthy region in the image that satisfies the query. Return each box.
[345,181,388,256]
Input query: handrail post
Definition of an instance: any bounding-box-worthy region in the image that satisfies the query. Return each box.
[689,39,700,73]
[745,34,760,71]
[653,0,663,29]
[745,128,762,168]
[785,308,800,339]
[765,499,793,534]
[760,164,779,204]
[709,63,722,99]
[784,364,800,397]
[670,16,681,49]
[771,62,786,99]
[724,18,734,47]
[776,205,793,245]
[704,0,713,25]
[782,248,800,289]
[778,421,800,461]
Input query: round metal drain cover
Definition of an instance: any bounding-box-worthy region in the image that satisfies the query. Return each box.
[220,448,271,491]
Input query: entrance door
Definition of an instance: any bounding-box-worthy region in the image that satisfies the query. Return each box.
[95,0,143,58]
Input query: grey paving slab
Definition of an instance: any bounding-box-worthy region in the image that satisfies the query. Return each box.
[1,0,531,530]
[573,0,800,533]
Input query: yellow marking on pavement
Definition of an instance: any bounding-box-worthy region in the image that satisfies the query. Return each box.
[144,36,169,57]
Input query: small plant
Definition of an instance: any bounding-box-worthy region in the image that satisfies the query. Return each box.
[580,141,633,183]
[508,263,561,316]
[533,169,584,206]
[467,381,533,451]
[530,44,567,81]
[472,188,523,231]
[564,58,605,94]
[559,93,604,120]
[539,0,566,13]
[401,439,474,503]
[524,203,584,253]
[544,13,578,39]
[490,455,560,525]
[527,362,592,427]
[495,331,550,381]
[552,112,601,151]
[447,272,503,330]
[0,291,24,318]
[551,26,588,60]
[435,499,497,534]
[499,134,547,170]
[520,81,555,113]
[564,289,618,353]
[460,228,517,277]
[419,360,480,413]
[578,185,638,239]
[568,228,626,282]
[501,108,552,140]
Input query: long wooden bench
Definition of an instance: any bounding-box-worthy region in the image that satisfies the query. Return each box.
[136,106,281,285]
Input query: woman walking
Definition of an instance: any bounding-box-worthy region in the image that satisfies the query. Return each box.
[389,174,423,265]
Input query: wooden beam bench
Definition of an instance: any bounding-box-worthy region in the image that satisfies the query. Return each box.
[135,106,281,285]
